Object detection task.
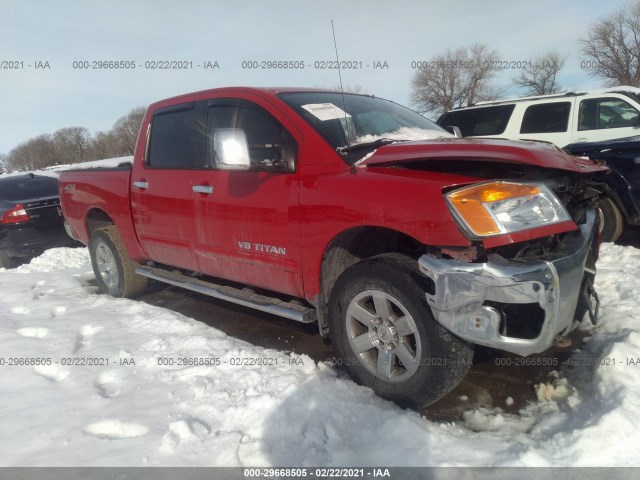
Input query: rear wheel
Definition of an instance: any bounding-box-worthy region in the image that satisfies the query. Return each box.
[0,251,17,269]
[328,253,473,408]
[89,226,148,298]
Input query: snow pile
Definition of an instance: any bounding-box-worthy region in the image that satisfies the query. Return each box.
[354,126,453,145]
[3,156,132,178]
[534,375,573,402]
[61,156,133,170]
[458,243,640,465]
[0,244,640,466]
[352,127,453,165]
[591,85,640,96]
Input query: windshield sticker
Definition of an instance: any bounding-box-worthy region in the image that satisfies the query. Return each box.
[301,103,352,122]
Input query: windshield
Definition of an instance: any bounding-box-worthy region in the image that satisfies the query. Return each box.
[278,92,450,163]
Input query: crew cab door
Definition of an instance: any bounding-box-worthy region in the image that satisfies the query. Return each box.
[130,101,205,270]
[191,96,305,298]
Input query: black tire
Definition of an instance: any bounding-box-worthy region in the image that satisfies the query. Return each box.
[597,197,624,243]
[0,250,17,269]
[328,253,474,408]
[88,226,148,298]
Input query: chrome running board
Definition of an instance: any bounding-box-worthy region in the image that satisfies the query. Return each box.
[136,265,317,323]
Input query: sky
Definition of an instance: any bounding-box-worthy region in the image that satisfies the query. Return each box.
[0,0,630,155]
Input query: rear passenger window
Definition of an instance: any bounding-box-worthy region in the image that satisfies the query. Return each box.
[520,102,571,134]
[438,105,515,136]
[147,102,204,169]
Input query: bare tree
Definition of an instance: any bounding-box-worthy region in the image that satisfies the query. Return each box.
[0,153,8,173]
[512,51,567,95]
[112,107,146,155]
[7,134,59,171]
[53,126,92,164]
[2,105,148,169]
[410,43,501,118]
[87,131,122,160]
[580,1,640,87]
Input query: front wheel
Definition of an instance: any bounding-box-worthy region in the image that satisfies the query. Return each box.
[328,253,473,408]
[89,226,148,298]
[597,196,624,243]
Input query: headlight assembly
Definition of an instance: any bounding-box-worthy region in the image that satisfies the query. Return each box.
[446,181,572,238]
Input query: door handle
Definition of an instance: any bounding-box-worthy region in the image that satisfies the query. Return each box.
[192,185,214,194]
[133,181,149,189]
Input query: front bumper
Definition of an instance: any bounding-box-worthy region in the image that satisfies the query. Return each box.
[418,210,599,356]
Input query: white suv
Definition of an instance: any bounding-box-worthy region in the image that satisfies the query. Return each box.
[437,87,640,148]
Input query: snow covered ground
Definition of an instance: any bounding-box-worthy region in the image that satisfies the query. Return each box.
[1,244,639,467]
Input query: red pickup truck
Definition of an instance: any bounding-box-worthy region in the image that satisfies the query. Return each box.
[60,87,606,407]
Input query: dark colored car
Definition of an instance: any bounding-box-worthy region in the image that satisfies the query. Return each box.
[0,172,79,268]
[564,137,640,242]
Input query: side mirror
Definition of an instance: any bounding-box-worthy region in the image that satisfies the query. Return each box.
[213,129,251,170]
[443,125,462,138]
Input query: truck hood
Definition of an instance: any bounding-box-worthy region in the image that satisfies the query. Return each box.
[358,137,607,174]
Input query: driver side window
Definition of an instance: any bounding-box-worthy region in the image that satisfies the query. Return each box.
[206,100,297,172]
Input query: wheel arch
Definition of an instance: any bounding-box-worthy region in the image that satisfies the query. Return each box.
[84,208,146,262]
[316,226,425,335]
[86,208,115,237]
[600,171,639,219]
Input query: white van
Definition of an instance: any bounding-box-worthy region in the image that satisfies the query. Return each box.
[437,87,640,148]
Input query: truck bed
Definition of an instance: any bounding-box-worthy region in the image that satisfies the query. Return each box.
[59,165,144,260]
